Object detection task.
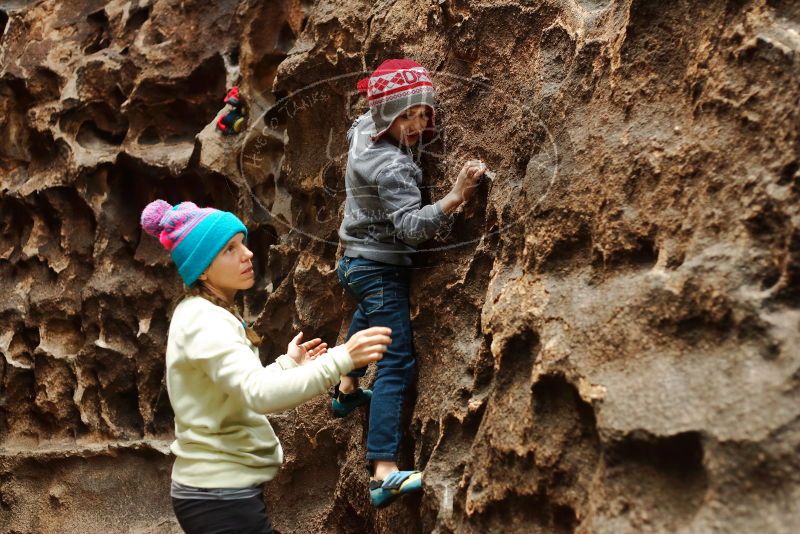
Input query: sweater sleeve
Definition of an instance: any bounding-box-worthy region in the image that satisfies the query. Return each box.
[182,309,353,414]
[274,354,299,370]
[375,163,452,246]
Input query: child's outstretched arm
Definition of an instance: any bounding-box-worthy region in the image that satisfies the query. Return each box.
[377,160,486,245]
[377,163,446,246]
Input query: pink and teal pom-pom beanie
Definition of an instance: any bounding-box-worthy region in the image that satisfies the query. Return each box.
[140,200,247,286]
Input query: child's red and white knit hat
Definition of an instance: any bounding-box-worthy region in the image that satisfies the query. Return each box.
[357,59,436,140]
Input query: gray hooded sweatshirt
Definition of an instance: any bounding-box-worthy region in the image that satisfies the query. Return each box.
[338,112,452,266]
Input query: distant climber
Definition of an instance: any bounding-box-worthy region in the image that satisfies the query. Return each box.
[216,86,246,134]
[333,58,486,508]
[138,199,391,533]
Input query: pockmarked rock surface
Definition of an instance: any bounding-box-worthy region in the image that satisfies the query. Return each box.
[2,0,799,532]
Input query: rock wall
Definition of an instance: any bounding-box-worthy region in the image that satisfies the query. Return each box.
[1,0,799,533]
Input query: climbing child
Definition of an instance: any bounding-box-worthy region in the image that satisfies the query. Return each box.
[334,59,486,507]
[139,200,392,533]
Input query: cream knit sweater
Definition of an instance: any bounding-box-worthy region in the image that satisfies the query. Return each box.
[166,296,353,488]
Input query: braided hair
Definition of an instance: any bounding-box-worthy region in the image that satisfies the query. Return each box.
[184,284,263,347]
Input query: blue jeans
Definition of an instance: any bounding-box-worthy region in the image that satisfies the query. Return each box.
[336,256,414,462]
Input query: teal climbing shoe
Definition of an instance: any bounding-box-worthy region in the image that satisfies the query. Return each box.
[369,471,423,508]
[331,387,372,418]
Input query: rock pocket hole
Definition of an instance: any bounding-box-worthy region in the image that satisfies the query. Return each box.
[6,326,41,369]
[252,53,286,99]
[416,418,440,471]
[28,67,62,101]
[496,328,540,390]
[1,10,8,45]
[277,22,295,53]
[553,504,578,533]
[125,4,151,31]
[620,235,659,268]
[137,126,160,145]
[0,198,33,262]
[778,160,798,186]
[28,129,61,166]
[242,225,278,314]
[546,224,592,267]
[136,126,195,146]
[606,431,708,516]
[228,45,240,66]
[480,494,563,532]
[77,120,127,148]
[83,10,111,54]
[538,26,576,95]
[612,431,705,483]
[93,349,144,436]
[255,174,276,210]
[760,265,781,291]
[532,374,599,440]
[596,234,659,272]
[669,310,733,344]
[0,486,12,512]
[743,200,788,239]
[163,132,196,144]
[144,27,167,46]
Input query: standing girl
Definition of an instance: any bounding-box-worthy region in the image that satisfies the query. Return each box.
[140,200,391,533]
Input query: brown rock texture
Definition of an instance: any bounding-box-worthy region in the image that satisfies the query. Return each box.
[2,0,799,532]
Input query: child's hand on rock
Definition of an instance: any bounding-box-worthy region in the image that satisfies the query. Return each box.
[441,160,487,214]
[287,332,328,366]
[343,327,392,368]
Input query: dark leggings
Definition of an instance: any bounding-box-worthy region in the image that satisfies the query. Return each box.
[172,496,274,534]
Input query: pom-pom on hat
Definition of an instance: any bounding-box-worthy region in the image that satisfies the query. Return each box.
[356,58,436,140]
[140,200,247,286]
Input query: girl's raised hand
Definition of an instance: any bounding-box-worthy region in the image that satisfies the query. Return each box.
[287,332,328,366]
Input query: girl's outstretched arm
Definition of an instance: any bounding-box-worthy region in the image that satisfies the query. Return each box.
[182,306,353,414]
